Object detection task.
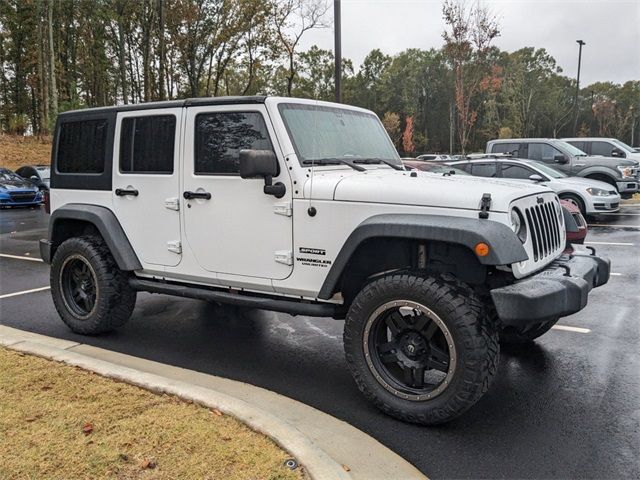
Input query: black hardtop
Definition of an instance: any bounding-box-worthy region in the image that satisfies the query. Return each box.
[58,95,268,118]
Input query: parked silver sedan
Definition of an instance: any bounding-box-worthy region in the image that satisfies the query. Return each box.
[448,158,620,216]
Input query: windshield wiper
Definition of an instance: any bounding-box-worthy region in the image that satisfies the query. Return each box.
[301,158,366,172]
[352,158,405,171]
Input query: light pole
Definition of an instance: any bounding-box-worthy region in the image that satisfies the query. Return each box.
[572,40,586,135]
[334,0,341,103]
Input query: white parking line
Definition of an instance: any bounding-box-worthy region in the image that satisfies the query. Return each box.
[0,253,43,262]
[552,325,591,334]
[595,213,640,216]
[585,241,635,246]
[0,286,50,299]
[610,273,624,276]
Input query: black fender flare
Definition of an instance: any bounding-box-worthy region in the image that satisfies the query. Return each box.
[317,214,528,300]
[47,204,142,271]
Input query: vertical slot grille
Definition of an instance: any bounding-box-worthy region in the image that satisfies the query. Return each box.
[524,201,561,263]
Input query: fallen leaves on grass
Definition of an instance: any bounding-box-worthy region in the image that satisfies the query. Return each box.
[82,423,93,435]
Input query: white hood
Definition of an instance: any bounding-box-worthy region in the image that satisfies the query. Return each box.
[302,167,552,212]
[550,176,616,191]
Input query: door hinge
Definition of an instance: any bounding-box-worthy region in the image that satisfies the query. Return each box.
[273,202,292,217]
[167,240,182,254]
[164,197,180,211]
[274,250,293,266]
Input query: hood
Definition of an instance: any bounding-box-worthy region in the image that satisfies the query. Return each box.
[583,155,638,167]
[551,176,616,191]
[0,177,37,191]
[302,167,552,212]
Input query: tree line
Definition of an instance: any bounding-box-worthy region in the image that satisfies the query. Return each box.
[1,0,638,154]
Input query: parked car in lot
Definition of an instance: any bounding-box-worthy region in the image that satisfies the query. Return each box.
[40,96,610,425]
[0,167,43,208]
[560,199,587,248]
[486,138,639,198]
[15,165,51,191]
[402,159,470,175]
[563,137,640,161]
[448,158,620,216]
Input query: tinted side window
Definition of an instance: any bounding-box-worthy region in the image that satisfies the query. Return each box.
[501,163,534,179]
[120,115,176,173]
[591,141,613,156]
[454,162,472,173]
[57,120,108,173]
[528,143,561,162]
[491,143,516,154]
[195,112,273,175]
[471,163,497,177]
[568,141,586,153]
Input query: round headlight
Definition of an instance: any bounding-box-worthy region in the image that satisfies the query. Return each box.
[510,208,527,243]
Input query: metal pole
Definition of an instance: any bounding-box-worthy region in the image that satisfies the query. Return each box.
[334,0,342,103]
[573,40,585,135]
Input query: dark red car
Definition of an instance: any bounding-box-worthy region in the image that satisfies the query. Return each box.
[561,199,587,252]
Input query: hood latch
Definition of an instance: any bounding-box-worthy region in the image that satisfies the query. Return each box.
[479,193,491,219]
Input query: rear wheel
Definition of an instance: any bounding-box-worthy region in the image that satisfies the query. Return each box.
[344,273,499,425]
[51,236,136,334]
[500,319,558,344]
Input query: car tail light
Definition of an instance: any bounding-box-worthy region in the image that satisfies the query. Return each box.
[44,190,50,214]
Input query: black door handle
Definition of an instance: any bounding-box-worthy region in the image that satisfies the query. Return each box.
[115,188,139,196]
[183,191,211,200]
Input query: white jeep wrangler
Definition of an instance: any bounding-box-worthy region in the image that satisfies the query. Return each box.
[41,96,610,425]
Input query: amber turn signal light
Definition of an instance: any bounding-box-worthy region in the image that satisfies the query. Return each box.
[474,242,490,257]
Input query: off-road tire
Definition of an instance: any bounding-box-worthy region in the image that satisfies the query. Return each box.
[344,272,499,425]
[500,319,558,344]
[51,236,136,334]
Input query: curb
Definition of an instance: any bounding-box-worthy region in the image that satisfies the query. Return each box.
[0,325,426,480]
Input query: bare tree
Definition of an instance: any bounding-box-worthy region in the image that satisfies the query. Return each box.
[442,0,499,153]
[272,0,329,96]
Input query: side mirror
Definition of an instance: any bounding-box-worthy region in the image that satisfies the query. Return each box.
[239,149,286,198]
[529,174,544,182]
[611,149,625,158]
[554,154,568,164]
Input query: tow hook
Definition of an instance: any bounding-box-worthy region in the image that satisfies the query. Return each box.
[585,246,596,256]
[558,264,572,277]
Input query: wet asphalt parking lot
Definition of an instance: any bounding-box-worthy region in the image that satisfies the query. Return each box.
[1,205,639,479]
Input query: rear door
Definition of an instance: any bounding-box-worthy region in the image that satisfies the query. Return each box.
[112,108,183,267]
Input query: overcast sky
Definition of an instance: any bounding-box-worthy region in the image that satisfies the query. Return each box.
[299,0,640,86]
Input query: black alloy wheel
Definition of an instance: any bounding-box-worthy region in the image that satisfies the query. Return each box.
[365,300,456,401]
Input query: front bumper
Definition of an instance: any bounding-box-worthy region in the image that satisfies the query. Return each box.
[490,250,610,327]
[616,180,638,194]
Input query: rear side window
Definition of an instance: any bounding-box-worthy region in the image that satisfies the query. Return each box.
[491,143,516,154]
[591,141,613,156]
[194,112,273,175]
[568,141,586,153]
[57,120,108,173]
[501,163,533,179]
[471,163,497,177]
[119,115,176,173]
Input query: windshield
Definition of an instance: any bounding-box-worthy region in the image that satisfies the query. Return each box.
[523,160,567,178]
[36,167,51,180]
[612,139,635,153]
[278,103,400,167]
[552,139,587,156]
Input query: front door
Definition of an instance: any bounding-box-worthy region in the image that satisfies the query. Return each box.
[113,108,183,267]
[182,105,293,280]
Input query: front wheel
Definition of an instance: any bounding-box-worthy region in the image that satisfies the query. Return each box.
[344,273,499,425]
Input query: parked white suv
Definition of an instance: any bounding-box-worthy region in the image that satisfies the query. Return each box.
[41,96,609,425]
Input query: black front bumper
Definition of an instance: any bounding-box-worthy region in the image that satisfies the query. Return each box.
[490,251,610,327]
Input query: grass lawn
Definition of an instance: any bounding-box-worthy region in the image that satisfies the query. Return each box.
[0,135,52,170]
[0,347,301,480]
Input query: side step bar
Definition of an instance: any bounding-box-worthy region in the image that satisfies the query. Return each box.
[129,278,338,318]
